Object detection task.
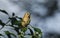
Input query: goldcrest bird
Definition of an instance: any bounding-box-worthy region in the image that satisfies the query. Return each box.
[21,12,31,27]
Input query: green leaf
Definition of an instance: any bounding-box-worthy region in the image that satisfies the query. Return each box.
[0,9,8,15]
[9,16,22,28]
[14,20,20,25]
[9,17,17,25]
[10,33,16,37]
[21,27,27,32]
[5,31,16,37]
[5,31,11,38]
[33,27,42,34]
[5,31,10,35]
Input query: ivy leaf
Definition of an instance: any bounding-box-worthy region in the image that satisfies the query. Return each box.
[0,9,8,15]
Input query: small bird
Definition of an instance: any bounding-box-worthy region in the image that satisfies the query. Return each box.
[21,12,31,27]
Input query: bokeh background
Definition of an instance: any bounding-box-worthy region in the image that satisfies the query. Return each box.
[0,0,60,38]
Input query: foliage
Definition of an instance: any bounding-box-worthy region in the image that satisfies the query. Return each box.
[0,9,42,38]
